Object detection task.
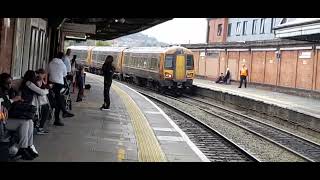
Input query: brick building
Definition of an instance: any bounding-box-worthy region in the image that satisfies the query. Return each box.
[207,18,295,43]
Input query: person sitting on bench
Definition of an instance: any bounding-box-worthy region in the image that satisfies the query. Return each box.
[215,73,224,84]
[0,73,38,160]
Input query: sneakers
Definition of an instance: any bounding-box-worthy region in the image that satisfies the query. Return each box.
[15,148,34,160]
[54,121,64,126]
[76,98,82,102]
[27,147,39,158]
[36,128,49,135]
[100,105,110,111]
[63,112,74,118]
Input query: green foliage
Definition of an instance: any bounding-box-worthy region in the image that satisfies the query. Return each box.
[95,41,112,46]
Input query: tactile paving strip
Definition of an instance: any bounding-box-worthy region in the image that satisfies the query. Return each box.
[112,84,167,162]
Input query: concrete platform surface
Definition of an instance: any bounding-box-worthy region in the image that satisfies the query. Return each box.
[194,79,320,119]
[32,73,207,162]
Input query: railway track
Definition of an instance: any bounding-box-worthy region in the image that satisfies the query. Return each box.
[175,95,320,162]
[137,91,259,162]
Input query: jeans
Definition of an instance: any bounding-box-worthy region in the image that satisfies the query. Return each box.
[52,83,67,121]
[239,75,247,88]
[39,104,50,128]
[103,84,111,108]
[6,119,34,148]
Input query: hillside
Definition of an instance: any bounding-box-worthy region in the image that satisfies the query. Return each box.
[65,33,168,47]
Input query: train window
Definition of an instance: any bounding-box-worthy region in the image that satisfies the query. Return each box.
[139,58,143,68]
[186,55,194,70]
[130,57,133,66]
[130,57,134,66]
[133,57,136,67]
[165,55,174,69]
[150,58,158,70]
[124,55,127,65]
[113,55,118,65]
[125,56,129,66]
[134,57,139,67]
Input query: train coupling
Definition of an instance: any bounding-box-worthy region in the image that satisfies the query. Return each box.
[177,82,183,88]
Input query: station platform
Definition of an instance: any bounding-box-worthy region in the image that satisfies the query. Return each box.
[193,79,320,133]
[32,73,208,162]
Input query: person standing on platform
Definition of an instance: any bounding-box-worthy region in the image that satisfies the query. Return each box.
[239,64,248,88]
[70,55,77,93]
[48,52,74,126]
[63,49,72,76]
[100,56,115,110]
[223,67,231,84]
[76,65,84,102]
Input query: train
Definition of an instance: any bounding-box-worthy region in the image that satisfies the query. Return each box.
[67,45,195,94]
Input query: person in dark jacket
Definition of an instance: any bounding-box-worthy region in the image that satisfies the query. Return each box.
[0,73,38,160]
[215,73,224,84]
[223,67,231,84]
[100,55,115,110]
[76,65,84,102]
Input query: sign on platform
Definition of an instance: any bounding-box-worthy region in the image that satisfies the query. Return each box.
[299,52,311,59]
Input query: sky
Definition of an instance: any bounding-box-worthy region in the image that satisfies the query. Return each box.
[140,18,207,44]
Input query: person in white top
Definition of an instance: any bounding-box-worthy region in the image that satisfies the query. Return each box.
[48,53,67,85]
[48,52,74,126]
[63,49,72,75]
[20,70,49,135]
[36,69,53,133]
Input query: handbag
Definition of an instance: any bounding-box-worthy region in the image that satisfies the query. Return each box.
[8,102,37,120]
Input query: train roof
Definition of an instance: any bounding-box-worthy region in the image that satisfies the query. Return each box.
[67,46,94,50]
[66,46,193,54]
[92,46,128,52]
[123,46,193,54]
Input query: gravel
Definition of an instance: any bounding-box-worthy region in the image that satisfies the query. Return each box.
[145,91,307,162]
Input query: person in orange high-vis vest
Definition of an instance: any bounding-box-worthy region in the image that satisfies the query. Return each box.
[239,64,248,88]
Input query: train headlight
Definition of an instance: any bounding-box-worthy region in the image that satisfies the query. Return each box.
[186,73,194,78]
[165,72,173,78]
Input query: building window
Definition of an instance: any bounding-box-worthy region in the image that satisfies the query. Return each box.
[243,21,248,35]
[236,22,241,36]
[280,18,287,24]
[270,18,274,33]
[260,18,266,34]
[11,18,27,79]
[217,24,222,36]
[252,19,258,34]
[227,23,232,36]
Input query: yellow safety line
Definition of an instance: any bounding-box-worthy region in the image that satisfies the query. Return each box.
[112,84,167,162]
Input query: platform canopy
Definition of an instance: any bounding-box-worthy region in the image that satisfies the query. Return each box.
[274,18,320,42]
[48,18,172,40]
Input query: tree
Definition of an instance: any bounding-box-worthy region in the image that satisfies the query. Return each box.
[95,41,112,46]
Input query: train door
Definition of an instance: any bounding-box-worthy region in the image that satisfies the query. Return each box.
[87,47,93,66]
[175,55,186,80]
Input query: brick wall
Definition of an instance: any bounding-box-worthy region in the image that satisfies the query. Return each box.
[208,18,228,43]
[191,46,320,92]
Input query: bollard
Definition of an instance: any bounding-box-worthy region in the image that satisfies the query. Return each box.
[83,73,86,88]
